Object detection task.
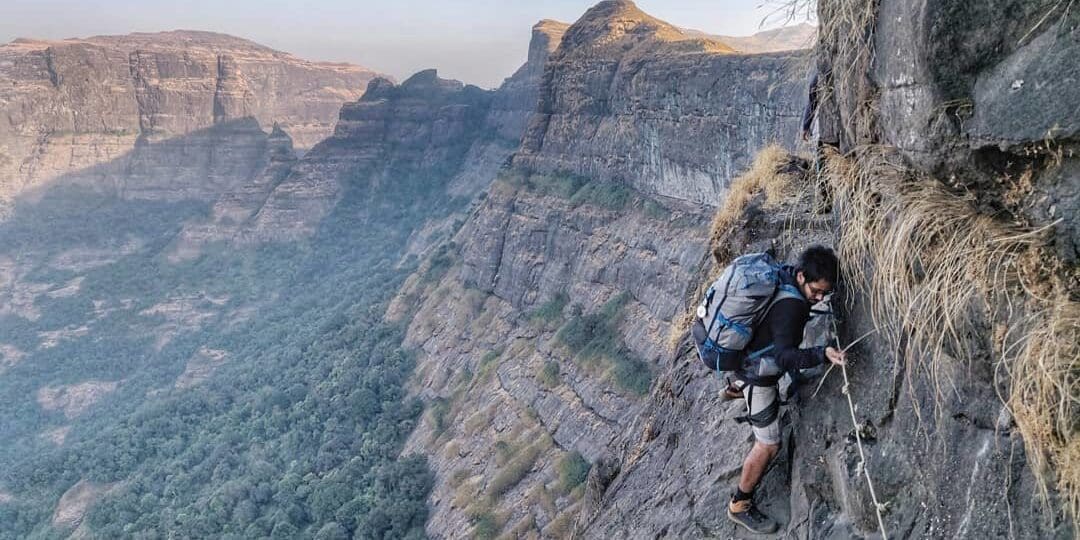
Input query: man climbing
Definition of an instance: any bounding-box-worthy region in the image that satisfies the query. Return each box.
[718,246,846,534]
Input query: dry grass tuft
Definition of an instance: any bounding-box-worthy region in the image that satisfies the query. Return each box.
[1006,297,1080,518]
[708,144,797,261]
[817,0,881,145]
[666,144,800,353]
[823,145,1080,524]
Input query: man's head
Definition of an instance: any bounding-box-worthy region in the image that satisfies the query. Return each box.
[795,245,839,303]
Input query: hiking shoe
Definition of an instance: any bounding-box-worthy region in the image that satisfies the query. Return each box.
[727,498,779,534]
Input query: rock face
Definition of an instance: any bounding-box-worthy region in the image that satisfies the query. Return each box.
[394,176,712,537]
[36,380,120,420]
[570,2,1079,538]
[243,22,570,244]
[485,20,571,142]
[391,1,1078,539]
[390,2,823,537]
[513,0,806,205]
[819,0,1080,262]
[0,30,381,208]
[51,480,118,530]
[575,184,1070,539]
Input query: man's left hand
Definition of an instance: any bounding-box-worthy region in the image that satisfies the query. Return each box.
[825,347,846,366]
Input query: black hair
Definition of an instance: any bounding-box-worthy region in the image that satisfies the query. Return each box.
[797,245,839,285]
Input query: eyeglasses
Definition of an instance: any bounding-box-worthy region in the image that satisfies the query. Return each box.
[808,284,832,298]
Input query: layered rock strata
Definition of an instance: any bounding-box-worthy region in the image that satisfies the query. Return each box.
[392,2,819,537]
[241,21,570,245]
[513,0,806,205]
[0,30,380,208]
[576,1,1079,538]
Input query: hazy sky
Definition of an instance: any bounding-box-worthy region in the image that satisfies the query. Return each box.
[1,1,814,88]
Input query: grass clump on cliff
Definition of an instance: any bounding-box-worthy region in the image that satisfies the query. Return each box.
[667,144,799,353]
[556,293,653,395]
[537,360,561,389]
[708,144,798,263]
[823,145,1080,524]
[529,292,569,330]
[557,451,591,493]
[501,170,646,213]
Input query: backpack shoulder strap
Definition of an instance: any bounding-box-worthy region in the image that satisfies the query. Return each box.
[770,283,806,307]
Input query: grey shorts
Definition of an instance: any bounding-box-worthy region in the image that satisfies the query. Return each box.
[742,384,781,445]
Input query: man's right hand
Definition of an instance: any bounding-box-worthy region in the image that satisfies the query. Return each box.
[825,346,846,366]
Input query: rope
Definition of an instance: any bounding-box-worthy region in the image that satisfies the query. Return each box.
[841,363,890,539]
[824,319,888,538]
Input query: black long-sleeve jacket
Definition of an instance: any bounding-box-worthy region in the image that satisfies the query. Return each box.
[745,296,827,372]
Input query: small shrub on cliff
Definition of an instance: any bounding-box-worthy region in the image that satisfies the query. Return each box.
[529,293,569,330]
[476,349,503,380]
[537,360,561,389]
[467,501,504,540]
[494,440,516,466]
[423,242,458,282]
[429,397,451,435]
[612,355,652,395]
[569,180,633,211]
[557,451,591,493]
[641,198,669,220]
[527,172,589,199]
[542,504,579,538]
[489,440,543,497]
[555,293,653,395]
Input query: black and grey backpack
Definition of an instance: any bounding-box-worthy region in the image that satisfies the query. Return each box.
[693,252,805,373]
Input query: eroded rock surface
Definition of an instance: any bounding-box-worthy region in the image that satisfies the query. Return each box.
[0,30,380,208]
[36,380,120,419]
[51,480,118,531]
[174,347,229,389]
[391,4,822,536]
[513,0,806,204]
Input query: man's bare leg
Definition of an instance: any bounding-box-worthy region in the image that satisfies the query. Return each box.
[739,441,779,492]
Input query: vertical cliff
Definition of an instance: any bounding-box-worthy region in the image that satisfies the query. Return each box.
[513,0,805,204]
[240,21,572,247]
[390,2,812,537]
[572,1,1078,538]
[0,31,381,211]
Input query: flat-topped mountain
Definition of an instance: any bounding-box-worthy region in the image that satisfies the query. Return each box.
[685,22,818,53]
[0,30,383,209]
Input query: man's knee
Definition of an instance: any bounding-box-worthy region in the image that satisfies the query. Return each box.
[754,440,780,458]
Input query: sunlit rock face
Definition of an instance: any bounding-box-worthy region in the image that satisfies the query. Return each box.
[0,30,381,210]
[513,0,806,205]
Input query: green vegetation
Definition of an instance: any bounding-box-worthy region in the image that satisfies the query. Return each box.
[529,292,569,330]
[430,397,452,436]
[502,170,641,213]
[555,294,653,395]
[537,361,561,389]
[0,136,480,537]
[489,439,543,497]
[568,180,633,211]
[424,241,458,283]
[557,451,591,493]
[467,502,502,540]
[642,198,669,220]
[476,349,503,380]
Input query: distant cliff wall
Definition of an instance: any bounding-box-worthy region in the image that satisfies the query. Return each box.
[0,31,380,210]
[513,0,805,204]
